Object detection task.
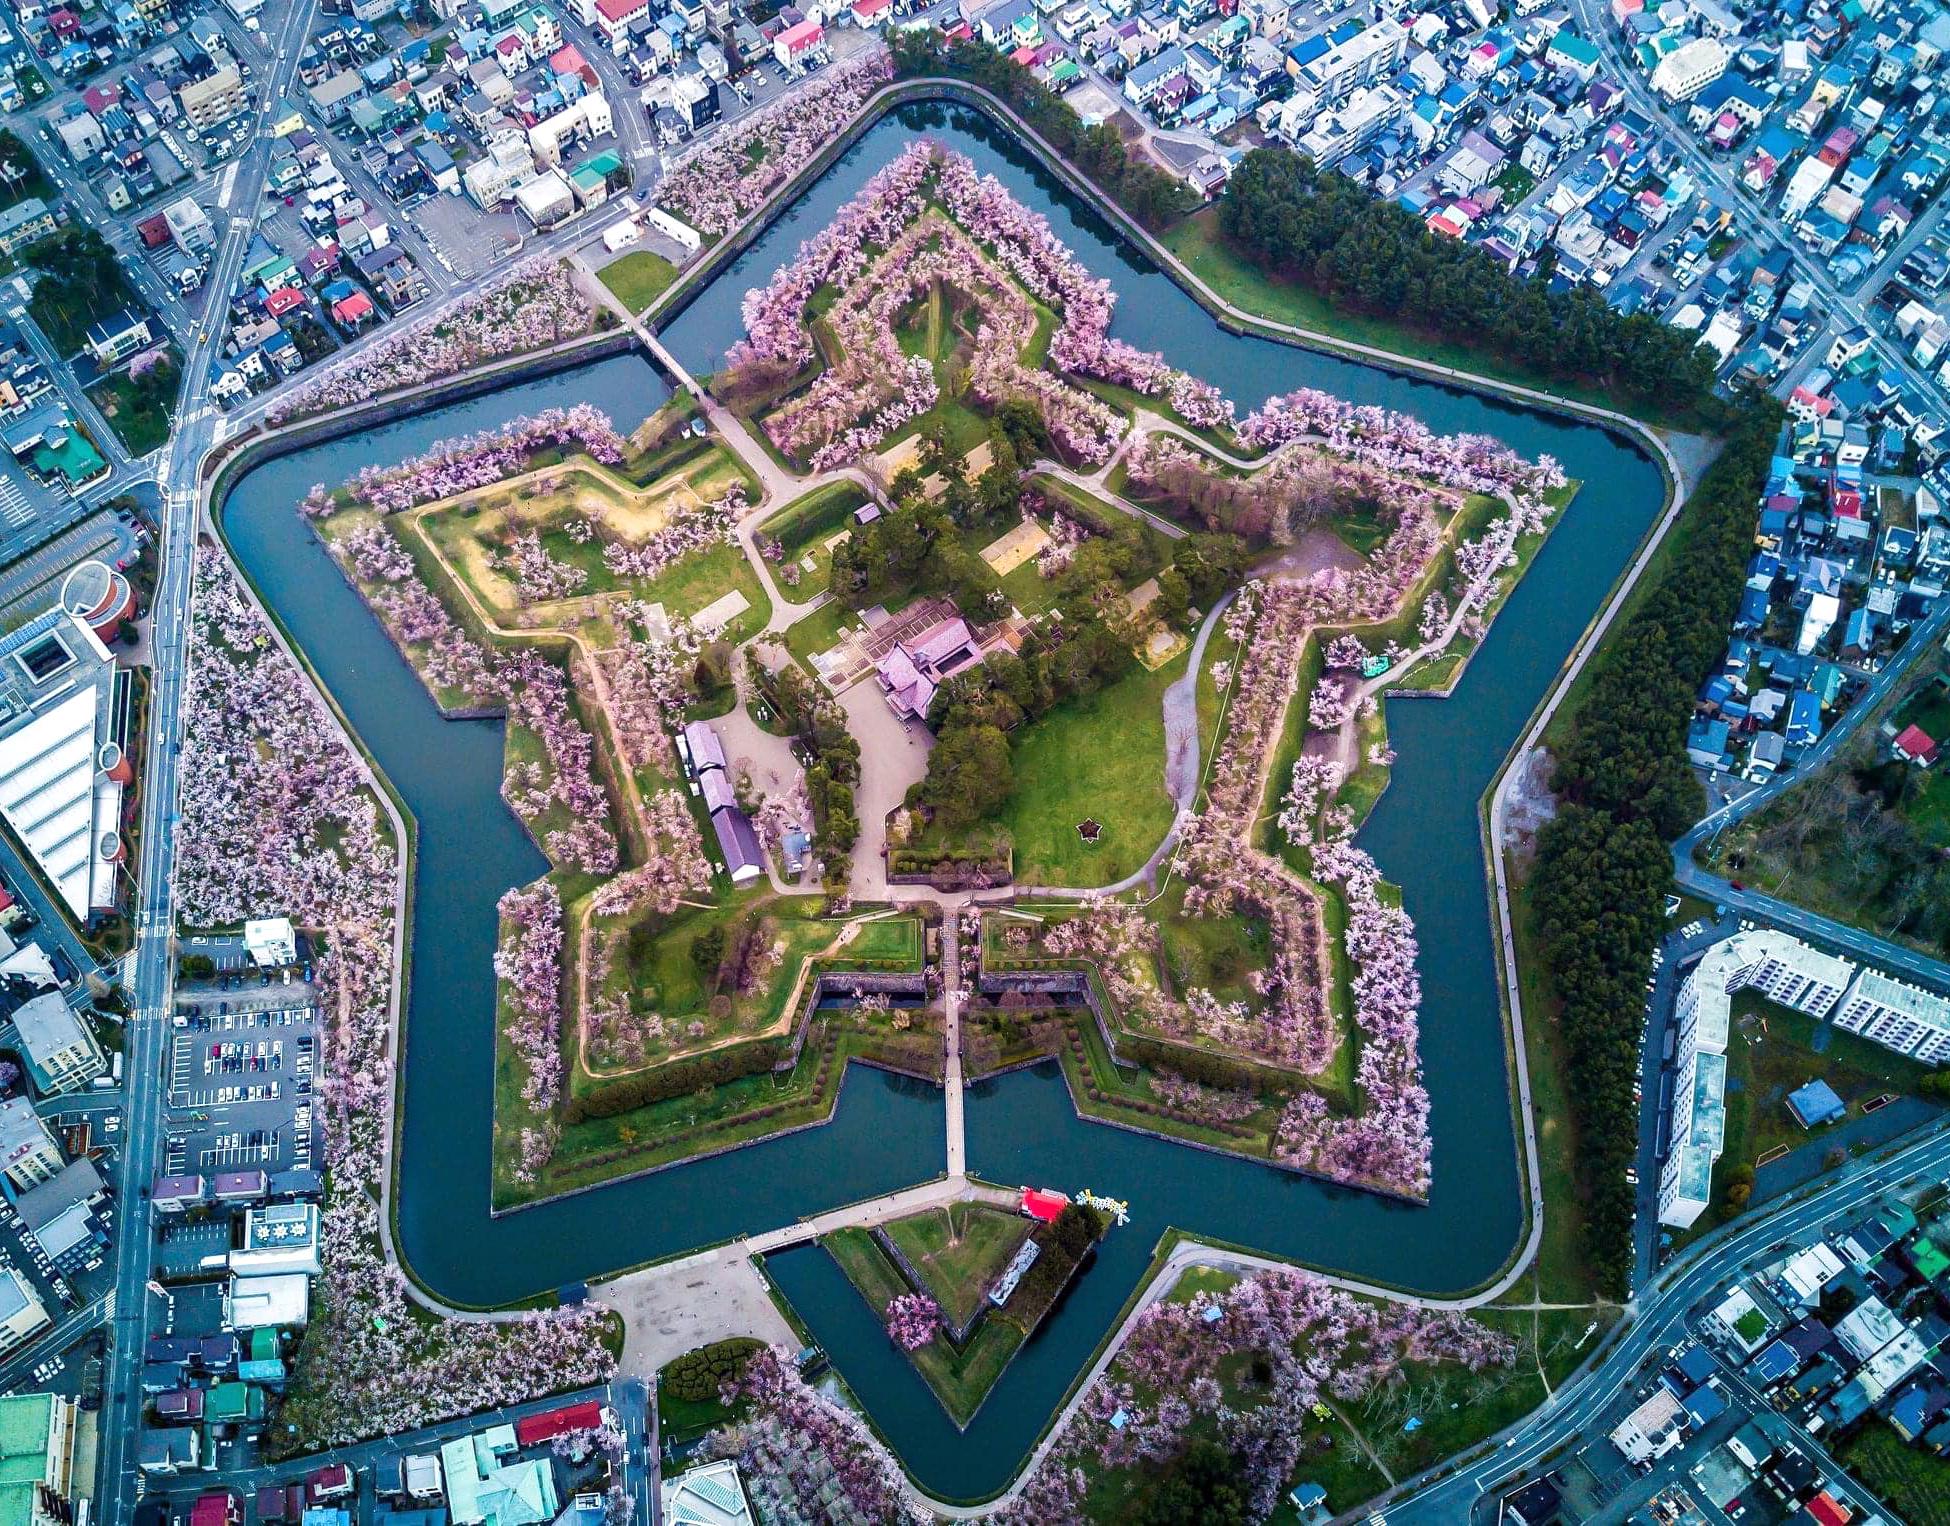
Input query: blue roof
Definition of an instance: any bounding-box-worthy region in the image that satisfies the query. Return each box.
[1684,1384,1727,1427]
[1788,1078,1846,1126]
[1787,689,1823,740]
[1738,587,1770,626]
[1751,1340,1799,1382]
[1674,1345,1715,1385]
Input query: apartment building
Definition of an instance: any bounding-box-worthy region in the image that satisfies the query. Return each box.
[179,65,248,130]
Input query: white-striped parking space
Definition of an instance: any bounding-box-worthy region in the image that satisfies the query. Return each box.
[0,472,34,532]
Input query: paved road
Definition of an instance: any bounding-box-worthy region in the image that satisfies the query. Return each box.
[95,0,325,1509]
[1380,1120,1950,1523]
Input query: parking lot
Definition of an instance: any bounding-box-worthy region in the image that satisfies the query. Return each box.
[164,977,320,1179]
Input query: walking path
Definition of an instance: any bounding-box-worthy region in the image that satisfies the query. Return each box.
[943,906,967,1177]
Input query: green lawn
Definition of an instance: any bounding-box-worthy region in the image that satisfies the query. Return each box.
[1002,650,1186,888]
[882,1204,1031,1329]
[582,889,833,1073]
[599,250,680,313]
[781,599,856,669]
[825,1225,1027,1427]
[1842,1418,1950,1526]
[760,481,867,554]
[1688,992,1931,1239]
[842,914,923,967]
[90,350,179,456]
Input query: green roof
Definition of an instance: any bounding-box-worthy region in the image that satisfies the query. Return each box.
[0,1395,55,1526]
[204,1382,264,1422]
[30,428,106,488]
[1912,1234,1950,1284]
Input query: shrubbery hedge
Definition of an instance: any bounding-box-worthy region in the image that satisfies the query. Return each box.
[662,1338,764,1403]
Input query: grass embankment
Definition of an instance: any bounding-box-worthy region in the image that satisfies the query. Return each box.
[825,1225,1026,1427]
[759,481,868,595]
[883,1203,1030,1328]
[1161,210,1701,431]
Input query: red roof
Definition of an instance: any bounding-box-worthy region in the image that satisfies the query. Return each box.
[331,291,374,325]
[515,1399,606,1446]
[593,0,642,21]
[135,213,170,248]
[1806,1493,1850,1526]
[1021,1187,1068,1223]
[779,17,823,48]
[265,287,305,317]
[853,0,891,15]
[189,1495,236,1526]
[1896,724,1938,763]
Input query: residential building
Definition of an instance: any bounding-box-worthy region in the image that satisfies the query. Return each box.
[512,168,576,230]
[660,1460,754,1526]
[1660,931,1855,1229]
[1650,37,1728,102]
[10,989,105,1094]
[84,309,153,367]
[1291,18,1405,105]
[0,606,133,920]
[0,1099,60,1192]
[162,196,216,255]
[0,1271,46,1357]
[229,1201,322,1277]
[441,1428,558,1526]
[0,201,54,260]
[1832,968,1950,1062]
[179,66,247,130]
[0,1393,81,1526]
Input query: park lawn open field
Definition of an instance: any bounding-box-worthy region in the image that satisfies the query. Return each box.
[1002,648,1186,888]
[599,250,680,313]
[883,1203,1030,1329]
[91,351,179,456]
[579,889,835,1075]
[840,914,924,967]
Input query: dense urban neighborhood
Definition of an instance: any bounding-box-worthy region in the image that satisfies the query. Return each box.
[0,0,1941,1515]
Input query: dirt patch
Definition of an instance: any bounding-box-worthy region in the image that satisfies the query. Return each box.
[1502,744,1558,867]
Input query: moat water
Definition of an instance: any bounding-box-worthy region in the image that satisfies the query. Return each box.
[218,101,1665,1498]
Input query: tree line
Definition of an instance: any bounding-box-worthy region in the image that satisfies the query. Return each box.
[1529,397,1783,1294]
[1216,149,1723,418]
[889,32,1200,230]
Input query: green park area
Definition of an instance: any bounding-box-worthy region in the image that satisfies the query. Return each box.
[883,1202,1031,1329]
[598,249,679,313]
[405,447,768,643]
[25,227,138,356]
[1072,1264,1606,1523]
[90,347,180,456]
[656,1338,764,1443]
[1842,1418,1950,1526]
[825,1202,1106,1426]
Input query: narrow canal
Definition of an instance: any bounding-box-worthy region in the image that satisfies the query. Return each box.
[217,101,1666,1500]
